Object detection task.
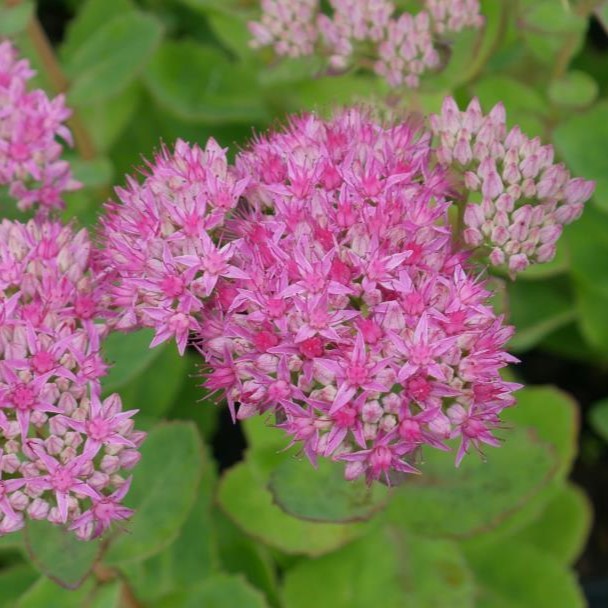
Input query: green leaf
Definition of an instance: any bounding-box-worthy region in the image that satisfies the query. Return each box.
[101,328,165,394]
[154,574,269,608]
[217,450,373,556]
[80,83,142,152]
[144,40,268,123]
[464,539,585,608]
[589,398,608,442]
[283,528,475,608]
[64,11,163,106]
[520,1,586,66]
[502,386,578,480]
[17,577,95,608]
[554,102,608,213]
[213,509,281,608]
[548,70,599,109]
[507,278,576,352]
[23,521,103,589]
[564,205,608,351]
[513,483,592,564]
[118,341,189,419]
[383,427,557,539]
[60,0,135,60]
[104,422,204,565]
[0,1,34,36]
[207,9,256,60]
[269,457,388,523]
[120,450,218,604]
[0,564,38,607]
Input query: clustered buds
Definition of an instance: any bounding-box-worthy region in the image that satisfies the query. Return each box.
[430,97,595,274]
[0,41,79,212]
[0,219,144,539]
[249,0,483,87]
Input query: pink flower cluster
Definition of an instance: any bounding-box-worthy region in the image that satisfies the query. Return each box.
[430,97,595,274]
[97,139,249,354]
[0,41,79,213]
[195,109,519,484]
[249,0,484,87]
[0,219,144,539]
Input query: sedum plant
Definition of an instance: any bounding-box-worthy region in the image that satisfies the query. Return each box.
[0,0,603,605]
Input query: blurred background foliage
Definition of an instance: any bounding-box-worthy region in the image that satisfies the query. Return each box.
[1,0,608,606]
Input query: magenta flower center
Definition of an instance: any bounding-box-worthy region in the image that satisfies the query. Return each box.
[32,351,55,374]
[51,468,76,492]
[9,383,36,410]
[86,418,111,442]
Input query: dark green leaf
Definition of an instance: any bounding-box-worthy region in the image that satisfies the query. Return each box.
[217,449,373,556]
[64,11,163,106]
[384,427,557,538]
[269,457,388,523]
[24,521,102,589]
[0,564,38,606]
[101,329,164,394]
[144,40,268,123]
[104,422,204,565]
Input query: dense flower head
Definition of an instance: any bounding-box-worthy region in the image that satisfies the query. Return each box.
[249,0,484,87]
[97,138,249,354]
[430,97,595,274]
[425,0,484,34]
[0,40,79,213]
[0,218,144,538]
[199,109,520,484]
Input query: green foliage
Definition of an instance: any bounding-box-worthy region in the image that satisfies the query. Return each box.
[104,422,204,565]
[268,457,389,523]
[0,1,34,36]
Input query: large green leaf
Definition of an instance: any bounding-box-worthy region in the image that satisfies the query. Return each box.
[121,449,218,604]
[554,102,608,212]
[101,328,164,394]
[60,0,135,60]
[464,539,585,608]
[548,70,599,109]
[217,449,374,556]
[104,422,204,565]
[23,521,102,589]
[154,574,269,608]
[383,427,557,539]
[269,457,388,523]
[283,528,475,608]
[513,483,592,565]
[143,40,268,123]
[118,340,189,419]
[64,10,163,106]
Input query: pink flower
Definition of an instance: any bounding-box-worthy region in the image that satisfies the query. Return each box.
[97,139,248,353]
[0,40,79,213]
[199,108,520,483]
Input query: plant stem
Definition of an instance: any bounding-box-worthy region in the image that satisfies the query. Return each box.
[5,0,97,160]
